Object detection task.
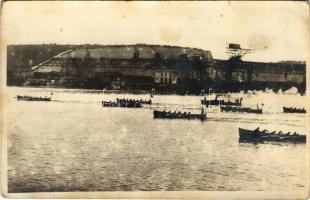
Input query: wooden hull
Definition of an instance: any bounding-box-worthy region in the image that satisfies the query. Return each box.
[239,128,306,143]
[221,106,262,114]
[283,107,306,113]
[153,110,207,121]
[17,95,51,101]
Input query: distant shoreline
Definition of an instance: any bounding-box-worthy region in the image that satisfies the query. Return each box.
[6,85,305,96]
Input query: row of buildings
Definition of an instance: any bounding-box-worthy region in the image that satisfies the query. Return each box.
[29,44,306,94]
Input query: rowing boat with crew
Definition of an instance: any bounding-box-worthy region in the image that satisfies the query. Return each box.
[239,127,306,143]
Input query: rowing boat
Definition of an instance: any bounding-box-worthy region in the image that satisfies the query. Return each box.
[239,128,306,143]
[16,95,51,101]
[283,107,306,113]
[102,101,142,108]
[153,110,207,121]
[221,106,262,114]
[201,97,242,107]
[116,98,152,105]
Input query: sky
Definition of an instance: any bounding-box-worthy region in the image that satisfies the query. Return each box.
[1,1,309,62]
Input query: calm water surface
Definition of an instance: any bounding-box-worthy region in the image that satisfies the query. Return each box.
[7,87,307,192]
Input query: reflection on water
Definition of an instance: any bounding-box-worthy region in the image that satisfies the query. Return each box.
[6,87,307,192]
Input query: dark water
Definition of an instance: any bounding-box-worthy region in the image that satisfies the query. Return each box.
[7,87,307,192]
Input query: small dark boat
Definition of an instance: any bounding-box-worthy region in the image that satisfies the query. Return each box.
[239,128,306,143]
[153,109,207,121]
[283,107,306,114]
[220,106,262,114]
[116,98,151,105]
[201,96,242,107]
[221,99,242,106]
[16,95,51,101]
[102,101,142,108]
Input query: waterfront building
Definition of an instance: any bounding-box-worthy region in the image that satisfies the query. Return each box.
[28,44,306,93]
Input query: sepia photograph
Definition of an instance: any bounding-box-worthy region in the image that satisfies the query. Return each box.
[1,1,309,199]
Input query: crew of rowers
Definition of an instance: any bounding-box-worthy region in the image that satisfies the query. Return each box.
[102,98,152,107]
[288,107,306,112]
[157,107,205,116]
[221,106,260,111]
[202,95,243,106]
[253,127,300,136]
[18,95,49,98]
[116,98,152,104]
[103,100,142,107]
[159,110,192,116]
[17,95,51,101]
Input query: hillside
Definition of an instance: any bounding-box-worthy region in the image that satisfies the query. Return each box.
[7,44,121,85]
[7,44,211,85]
